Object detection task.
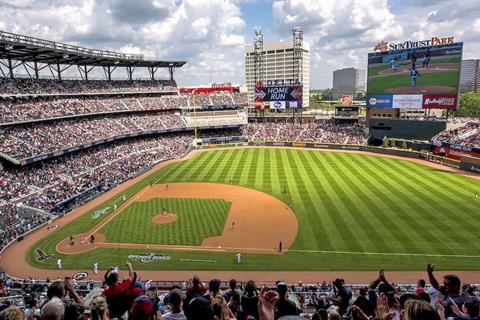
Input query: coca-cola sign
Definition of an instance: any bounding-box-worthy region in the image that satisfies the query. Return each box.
[422,94,457,109]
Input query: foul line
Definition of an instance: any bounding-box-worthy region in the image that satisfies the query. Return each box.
[288,249,480,259]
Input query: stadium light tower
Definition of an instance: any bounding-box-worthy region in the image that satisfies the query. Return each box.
[292,26,303,86]
[253,29,264,113]
[292,26,303,121]
[253,29,264,86]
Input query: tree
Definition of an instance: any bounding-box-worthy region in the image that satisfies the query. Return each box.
[452,92,480,117]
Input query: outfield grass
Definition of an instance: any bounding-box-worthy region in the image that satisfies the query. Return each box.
[102,198,230,245]
[28,148,480,271]
[367,71,460,95]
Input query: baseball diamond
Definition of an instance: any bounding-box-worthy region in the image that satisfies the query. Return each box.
[2,147,479,281]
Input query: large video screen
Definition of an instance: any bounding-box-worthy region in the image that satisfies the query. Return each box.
[254,81,303,109]
[366,42,463,109]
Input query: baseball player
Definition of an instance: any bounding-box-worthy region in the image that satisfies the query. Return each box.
[389,57,397,72]
[410,66,421,87]
[113,204,117,211]
[411,50,418,68]
[93,262,98,274]
[56,259,62,269]
[122,195,126,201]
[236,253,242,264]
[422,48,431,67]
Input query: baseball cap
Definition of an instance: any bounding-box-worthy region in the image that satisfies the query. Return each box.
[130,295,154,318]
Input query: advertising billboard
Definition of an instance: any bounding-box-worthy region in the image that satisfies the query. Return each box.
[254,81,302,109]
[341,95,353,106]
[366,41,463,109]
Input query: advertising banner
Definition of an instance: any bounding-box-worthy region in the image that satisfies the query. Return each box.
[341,95,353,106]
[422,94,457,109]
[392,94,423,108]
[269,101,286,109]
[254,81,302,103]
[432,141,480,160]
[288,101,302,108]
[367,95,393,109]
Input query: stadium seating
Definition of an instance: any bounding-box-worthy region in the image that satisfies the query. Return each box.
[433,120,480,148]
[243,121,367,145]
[0,134,192,212]
[0,269,475,320]
[0,78,177,95]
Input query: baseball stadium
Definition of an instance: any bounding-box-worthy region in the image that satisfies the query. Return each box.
[1,26,480,320]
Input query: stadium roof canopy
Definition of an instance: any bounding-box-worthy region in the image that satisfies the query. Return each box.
[0,30,185,80]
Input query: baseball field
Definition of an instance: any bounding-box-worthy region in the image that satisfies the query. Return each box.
[9,148,480,276]
[367,56,461,95]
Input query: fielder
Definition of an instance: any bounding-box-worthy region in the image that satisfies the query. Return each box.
[389,57,397,72]
[236,253,241,264]
[114,204,117,211]
[122,195,126,201]
[410,66,421,87]
[93,262,98,274]
[56,259,62,269]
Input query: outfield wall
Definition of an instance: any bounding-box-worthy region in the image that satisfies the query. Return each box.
[244,141,468,171]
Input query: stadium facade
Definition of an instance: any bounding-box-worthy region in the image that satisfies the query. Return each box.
[244,40,310,108]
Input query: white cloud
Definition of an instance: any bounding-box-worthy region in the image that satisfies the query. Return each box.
[0,0,246,86]
[1,0,479,89]
[271,0,480,88]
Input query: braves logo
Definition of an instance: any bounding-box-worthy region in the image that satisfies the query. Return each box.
[374,41,388,52]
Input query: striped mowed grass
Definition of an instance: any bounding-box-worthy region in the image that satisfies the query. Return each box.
[28,148,480,271]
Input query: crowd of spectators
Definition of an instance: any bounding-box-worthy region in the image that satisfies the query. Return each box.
[0,205,49,250]
[0,78,177,95]
[0,112,187,159]
[243,121,366,145]
[0,133,192,212]
[0,95,189,124]
[1,266,478,320]
[0,93,247,125]
[432,121,480,148]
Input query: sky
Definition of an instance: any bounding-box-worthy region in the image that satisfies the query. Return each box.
[0,0,480,89]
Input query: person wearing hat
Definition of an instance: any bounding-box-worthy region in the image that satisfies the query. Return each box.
[129,295,157,320]
[274,282,301,319]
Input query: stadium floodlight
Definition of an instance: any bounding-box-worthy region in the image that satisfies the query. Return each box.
[169,63,174,67]
[6,44,14,50]
[114,60,119,64]
[63,53,69,59]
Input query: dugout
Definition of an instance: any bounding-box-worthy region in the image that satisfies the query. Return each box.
[369,118,446,143]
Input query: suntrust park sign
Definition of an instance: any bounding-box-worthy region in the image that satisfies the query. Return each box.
[374,36,455,52]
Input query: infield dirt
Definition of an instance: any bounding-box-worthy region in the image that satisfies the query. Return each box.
[1,147,479,283]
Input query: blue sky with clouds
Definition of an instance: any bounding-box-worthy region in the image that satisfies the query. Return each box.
[0,0,479,89]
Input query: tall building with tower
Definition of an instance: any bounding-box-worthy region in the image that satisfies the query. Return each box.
[459,59,480,93]
[244,29,310,109]
[332,68,365,100]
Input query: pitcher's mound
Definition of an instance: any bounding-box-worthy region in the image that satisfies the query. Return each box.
[151,214,177,224]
